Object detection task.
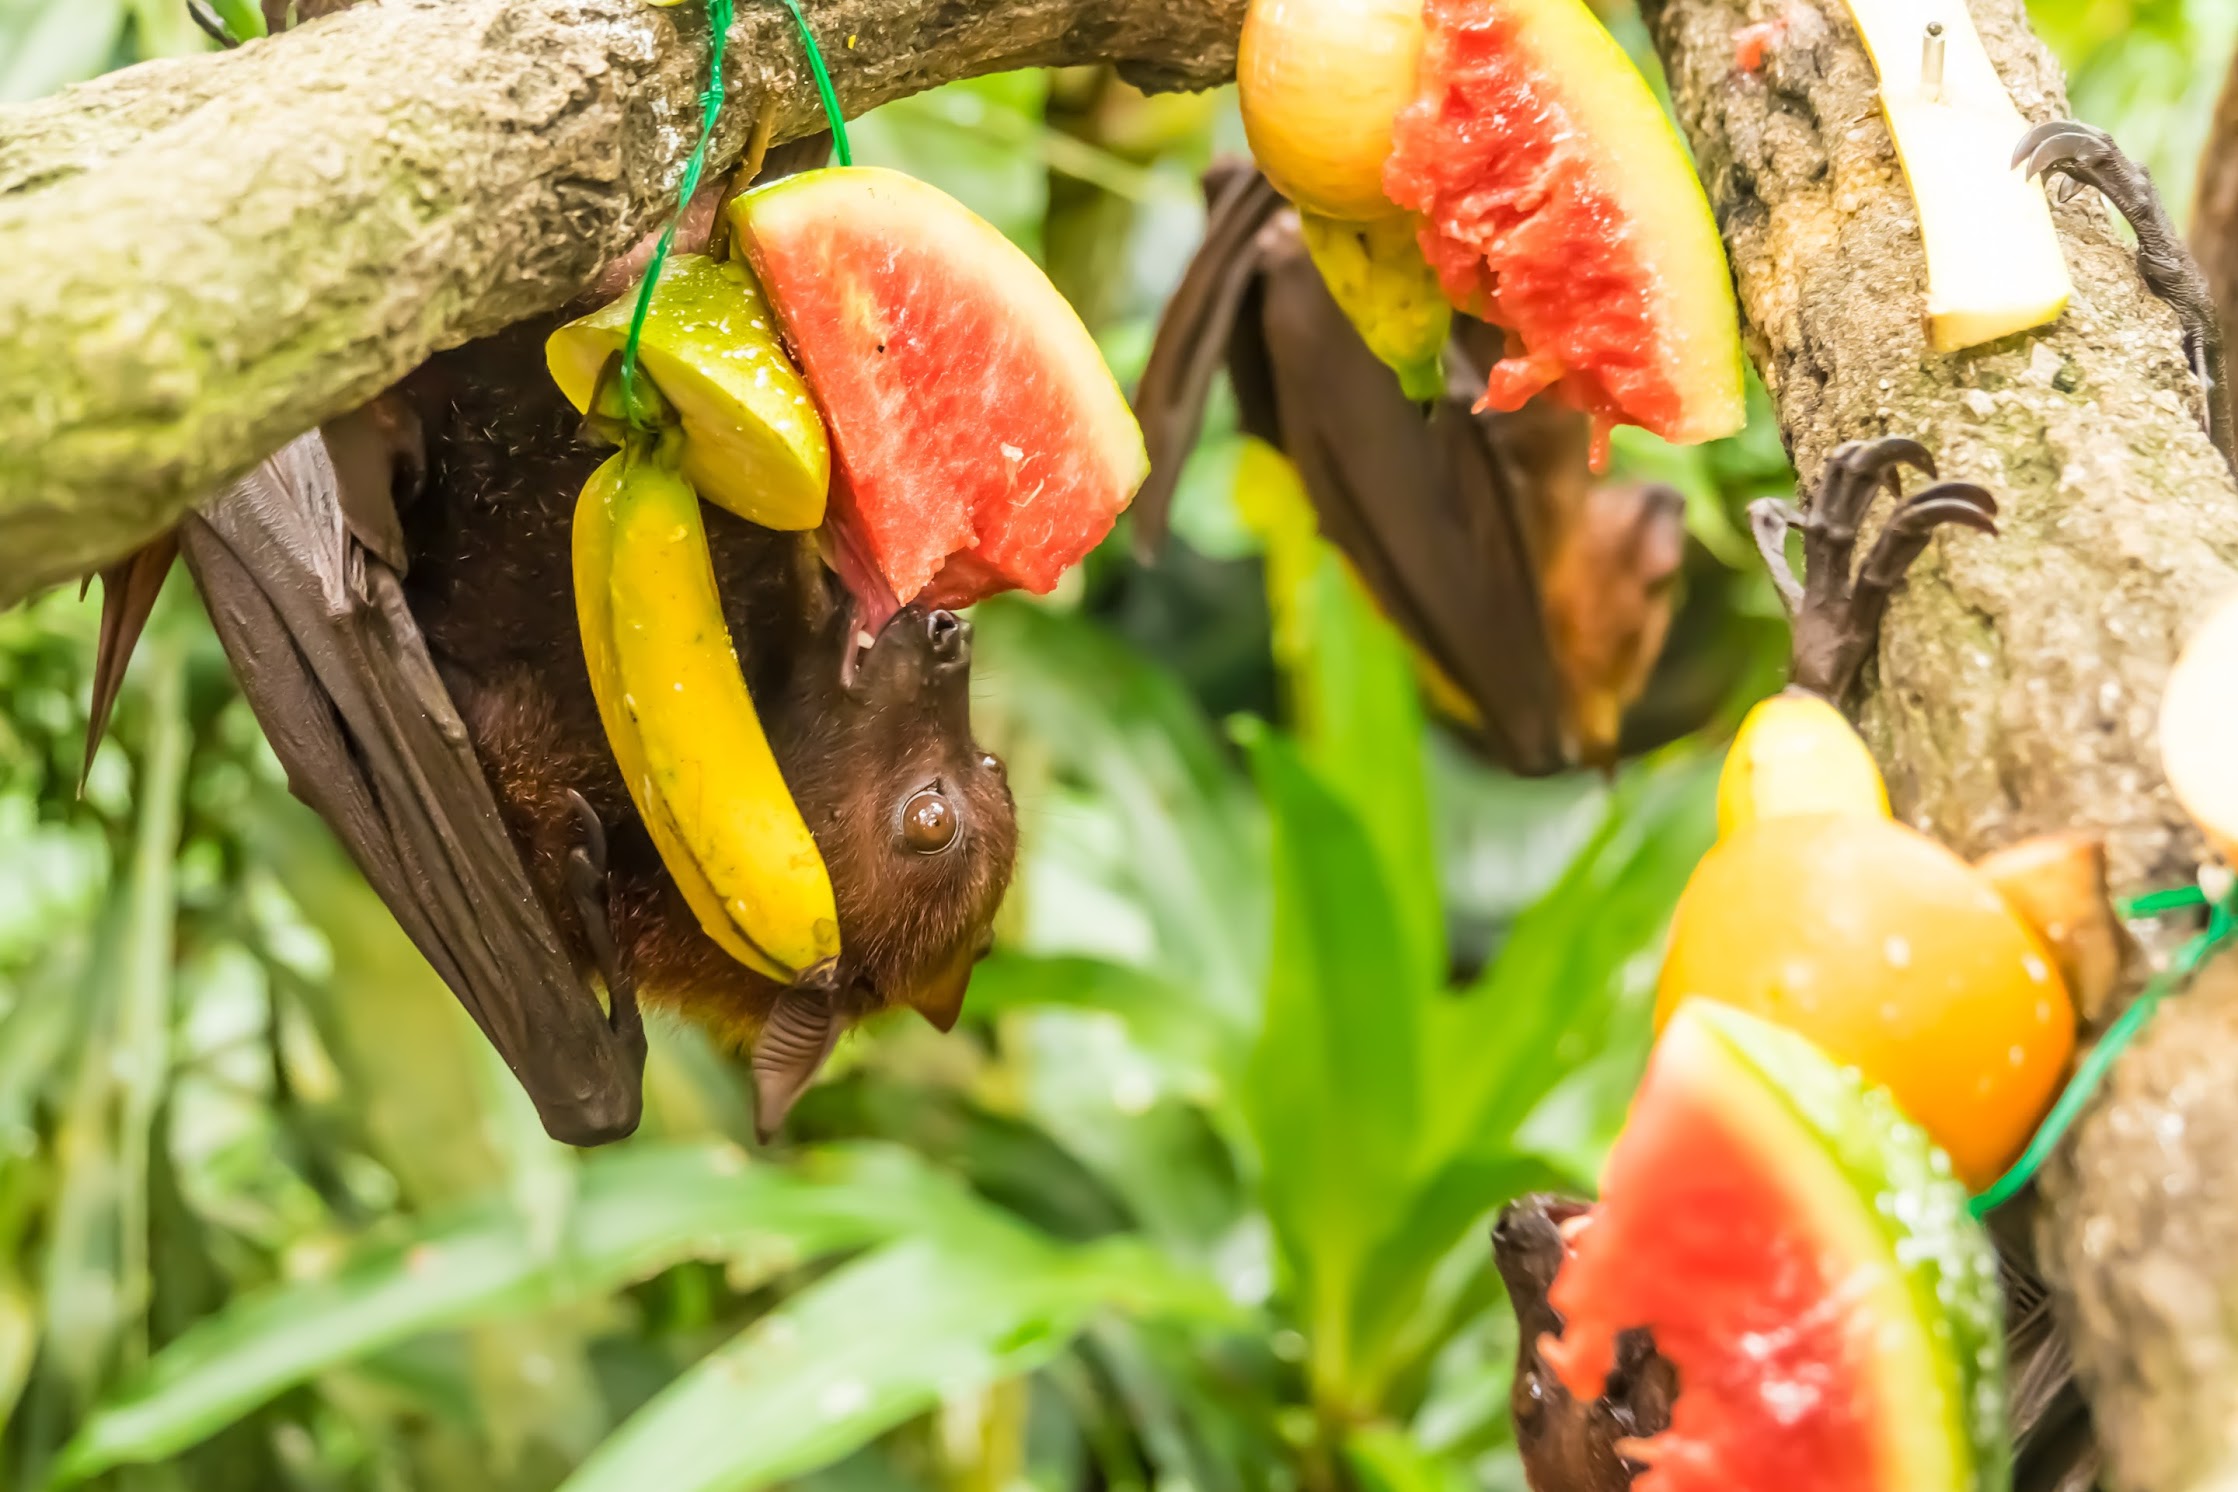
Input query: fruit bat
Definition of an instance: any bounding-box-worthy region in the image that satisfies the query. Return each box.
[1131,160,1691,773]
[106,136,1017,1145]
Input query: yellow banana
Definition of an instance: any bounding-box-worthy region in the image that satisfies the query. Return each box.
[1715,690,1890,838]
[573,440,840,981]
[1297,209,1451,401]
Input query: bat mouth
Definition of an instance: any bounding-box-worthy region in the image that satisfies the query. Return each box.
[839,603,972,699]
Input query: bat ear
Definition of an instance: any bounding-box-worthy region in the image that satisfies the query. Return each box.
[896,939,978,1034]
[82,533,180,795]
[751,989,842,1142]
[319,393,423,572]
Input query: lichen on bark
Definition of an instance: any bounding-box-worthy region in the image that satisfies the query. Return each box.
[1637,0,2238,1484]
[0,0,1244,606]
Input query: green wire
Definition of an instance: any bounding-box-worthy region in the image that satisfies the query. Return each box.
[1969,885,2233,1216]
[616,0,852,430]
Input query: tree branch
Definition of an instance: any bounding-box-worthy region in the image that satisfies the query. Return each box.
[0,0,1244,606]
[1639,1,2238,1484]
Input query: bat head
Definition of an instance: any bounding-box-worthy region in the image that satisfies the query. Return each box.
[747,600,1018,1134]
[1492,1194,1674,1492]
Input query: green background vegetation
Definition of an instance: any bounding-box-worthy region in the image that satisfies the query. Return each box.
[0,0,2224,1486]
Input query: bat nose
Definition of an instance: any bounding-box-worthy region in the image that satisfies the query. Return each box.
[926,609,971,665]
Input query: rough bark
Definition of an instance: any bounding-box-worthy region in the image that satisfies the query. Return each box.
[0,0,1244,607]
[1639,0,2238,1485]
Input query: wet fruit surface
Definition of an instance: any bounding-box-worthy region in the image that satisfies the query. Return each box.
[1383,0,1745,457]
[1657,812,2075,1188]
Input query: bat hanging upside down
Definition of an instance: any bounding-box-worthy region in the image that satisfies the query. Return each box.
[101,139,1017,1145]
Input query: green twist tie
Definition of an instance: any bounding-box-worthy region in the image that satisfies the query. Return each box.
[617,0,852,430]
[1969,879,2237,1217]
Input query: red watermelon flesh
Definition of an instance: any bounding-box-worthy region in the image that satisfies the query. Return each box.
[734,167,1148,624]
[1541,1001,2007,1492]
[1382,0,1745,467]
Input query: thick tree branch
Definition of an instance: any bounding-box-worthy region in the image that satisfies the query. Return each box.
[1640,1,2238,1485]
[0,0,1243,606]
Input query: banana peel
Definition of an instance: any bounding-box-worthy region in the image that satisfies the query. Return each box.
[574,436,840,982]
[549,254,831,530]
[1298,210,1450,400]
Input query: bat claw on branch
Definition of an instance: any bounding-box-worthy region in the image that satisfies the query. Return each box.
[2015,118,2235,474]
[563,789,646,1057]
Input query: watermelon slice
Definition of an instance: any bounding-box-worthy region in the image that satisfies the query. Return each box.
[1383,0,1746,462]
[731,167,1148,624]
[1544,1000,2007,1492]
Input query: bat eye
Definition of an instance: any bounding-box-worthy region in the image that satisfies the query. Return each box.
[978,752,1006,780]
[900,788,958,854]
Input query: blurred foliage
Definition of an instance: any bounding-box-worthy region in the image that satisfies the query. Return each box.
[0,0,2228,1487]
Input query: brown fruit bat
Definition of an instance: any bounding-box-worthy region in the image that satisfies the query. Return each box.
[1130,160,1690,773]
[96,137,1017,1145]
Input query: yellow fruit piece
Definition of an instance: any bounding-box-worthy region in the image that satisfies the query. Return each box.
[1297,210,1451,400]
[1840,0,2072,351]
[2159,586,2238,861]
[573,450,787,981]
[602,451,841,979]
[1716,691,1890,837]
[1657,812,2076,1189]
[1239,0,1426,221]
[548,254,830,530]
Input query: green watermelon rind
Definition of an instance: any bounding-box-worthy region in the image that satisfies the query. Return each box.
[1683,999,2010,1492]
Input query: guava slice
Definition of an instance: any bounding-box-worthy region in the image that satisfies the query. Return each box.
[1544,1000,2008,1492]
[731,166,1147,620]
[1384,0,1747,461]
[547,253,831,531]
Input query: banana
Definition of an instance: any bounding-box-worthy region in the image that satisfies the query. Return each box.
[1715,690,1890,838]
[573,438,841,981]
[1297,209,1451,401]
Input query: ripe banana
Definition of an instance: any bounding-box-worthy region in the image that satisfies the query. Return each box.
[1297,209,1451,401]
[573,438,841,982]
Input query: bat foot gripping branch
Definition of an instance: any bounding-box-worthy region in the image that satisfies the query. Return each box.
[1748,436,1997,700]
[564,789,649,1063]
[2015,119,2235,476]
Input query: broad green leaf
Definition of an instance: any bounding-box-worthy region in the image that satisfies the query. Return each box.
[1346,1423,1480,1492]
[557,1231,1228,1492]
[1422,747,1719,1167]
[53,1145,1004,1482]
[1235,440,1442,988]
[1237,721,1421,1409]
[973,597,1266,1024]
[0,0,123,103]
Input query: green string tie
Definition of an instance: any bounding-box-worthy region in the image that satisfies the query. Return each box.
[616,0,852,430]
[1969,876,2238,1217]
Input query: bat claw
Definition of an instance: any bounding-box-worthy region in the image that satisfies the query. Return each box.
[563,790,643,1052]
[2014,117,2234,475]
[1747,497,1806,618]
[1789,439,2000,701]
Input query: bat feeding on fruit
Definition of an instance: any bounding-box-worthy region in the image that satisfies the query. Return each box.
[91,134,1148,1144]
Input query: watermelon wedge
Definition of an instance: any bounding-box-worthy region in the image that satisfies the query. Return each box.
[731,167,1148,623]
[1544,1000,2007,1492]
[1383,0,1746,461]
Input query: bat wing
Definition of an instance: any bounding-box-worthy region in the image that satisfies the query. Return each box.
[180,431,644,1145]
[1255,227,1573,775]
[1130,161,1288,553]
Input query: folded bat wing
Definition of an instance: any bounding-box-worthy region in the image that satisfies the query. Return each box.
[179,432,645,1144]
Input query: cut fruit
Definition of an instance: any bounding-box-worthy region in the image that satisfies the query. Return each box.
[1658,811,2073,1188]
[1973,831,2129,1022]
[1239,0,1430,221]
[1384,0,1746,456]
[1715,690,1889,836]
[1297,209,1451,399]
[731,167,1147,619]
[1545,1000,2008,1492]
[2160,586,2238,862]
[1840,0,2072,351]
[547,254,830,530]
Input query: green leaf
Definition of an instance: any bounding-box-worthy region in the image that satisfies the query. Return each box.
[1237,721,1421,1408]
[556,1232,1228,1492]
[52,1145,1005,1482]
[1345,1423,1480,1492]
[0,0,124,103]
[1235,440,1442,987]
